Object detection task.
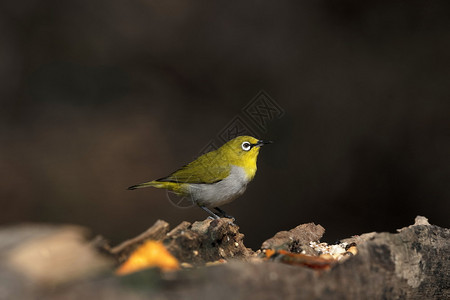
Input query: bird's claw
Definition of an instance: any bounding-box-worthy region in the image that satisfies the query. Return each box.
[227,220,237,226]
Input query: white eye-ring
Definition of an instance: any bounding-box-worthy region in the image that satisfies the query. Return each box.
[241,141,251,151]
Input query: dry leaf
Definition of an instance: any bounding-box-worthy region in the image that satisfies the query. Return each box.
[116,240,179,275]
[265,249,336,270]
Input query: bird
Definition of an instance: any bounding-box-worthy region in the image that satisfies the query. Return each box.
[128,136,272,220]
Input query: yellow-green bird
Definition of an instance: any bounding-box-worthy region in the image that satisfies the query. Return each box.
[128,136,272,220]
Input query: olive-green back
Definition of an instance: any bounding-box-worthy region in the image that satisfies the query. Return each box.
[156,149,231,184]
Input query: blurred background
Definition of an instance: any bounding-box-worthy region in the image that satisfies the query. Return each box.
[0,0,449,249]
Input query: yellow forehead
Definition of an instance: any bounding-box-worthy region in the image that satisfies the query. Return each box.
[227,136,259,146]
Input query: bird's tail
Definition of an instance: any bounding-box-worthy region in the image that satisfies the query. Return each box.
[127,180,161,190]
[127,180,183,192]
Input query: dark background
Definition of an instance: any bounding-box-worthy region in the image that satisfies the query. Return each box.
[1,1,449,249]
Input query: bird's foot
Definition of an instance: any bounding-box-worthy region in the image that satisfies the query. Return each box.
[214,207,236,222]
[227,220,237,227]
[200,206,238,226]
[200,206,221,220]
[223,215,236,222]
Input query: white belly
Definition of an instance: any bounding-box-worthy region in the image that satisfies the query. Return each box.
[187,165,250,207]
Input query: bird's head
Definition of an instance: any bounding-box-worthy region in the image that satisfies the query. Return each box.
[219,136,272,175]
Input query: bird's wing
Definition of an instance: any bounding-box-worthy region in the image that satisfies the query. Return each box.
[156,151,231,184]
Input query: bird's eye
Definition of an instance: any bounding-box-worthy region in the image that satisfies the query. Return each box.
[241,142,251,151]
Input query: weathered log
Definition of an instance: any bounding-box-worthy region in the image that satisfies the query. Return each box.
[0,216,448,299]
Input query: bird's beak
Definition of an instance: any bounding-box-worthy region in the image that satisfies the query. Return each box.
[256,140,273,147]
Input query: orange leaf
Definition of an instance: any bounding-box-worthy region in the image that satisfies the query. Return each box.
[265,249,336,270]
[116,241,179,275]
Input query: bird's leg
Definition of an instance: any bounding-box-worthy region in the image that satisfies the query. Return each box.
[199,206,221,220]
[214,207,236,222]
